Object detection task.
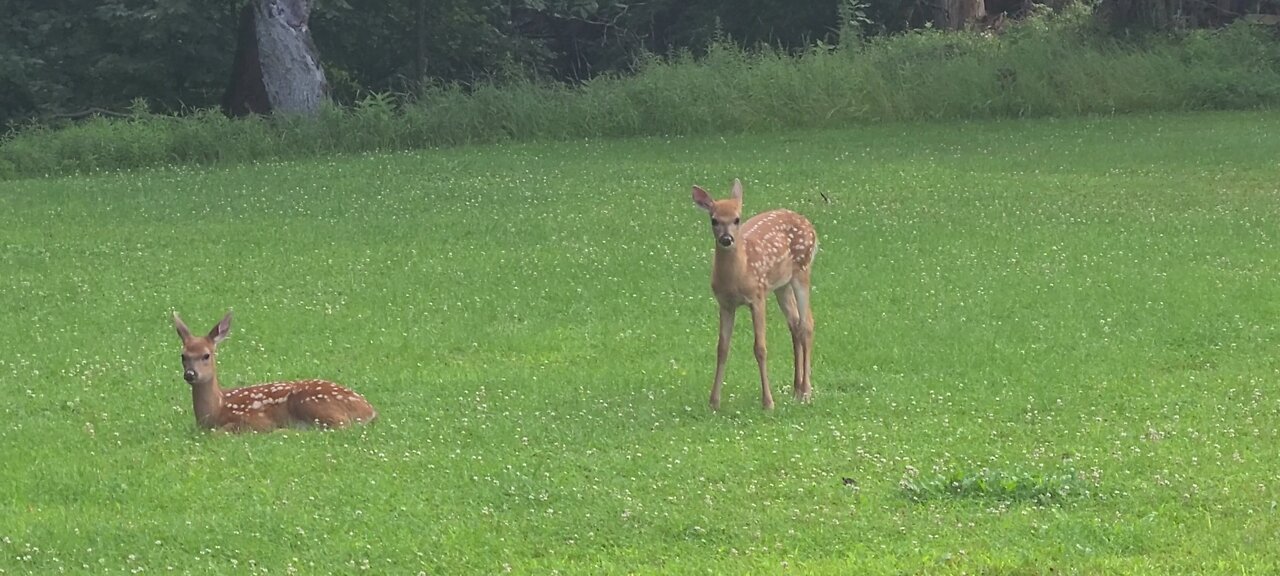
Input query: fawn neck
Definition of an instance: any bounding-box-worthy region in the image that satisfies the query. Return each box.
[714,241,749,269]
[712,241,752,295]
[190,367,226,428]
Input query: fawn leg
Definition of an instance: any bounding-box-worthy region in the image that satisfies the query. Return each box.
[710,306,735,411]
[749,301,773,410]
[792,274,815,400]
[775,286,804,400]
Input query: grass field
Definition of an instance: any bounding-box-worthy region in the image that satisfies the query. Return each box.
[0,111,1278,574]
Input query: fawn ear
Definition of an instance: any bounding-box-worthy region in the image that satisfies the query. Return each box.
[173,312,192,341]
[730,178,744,201]
[209,311,232,344]
[692,185,715,213]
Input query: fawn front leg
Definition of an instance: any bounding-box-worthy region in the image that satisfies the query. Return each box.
[710,305,736,411]
[750,301,774,410]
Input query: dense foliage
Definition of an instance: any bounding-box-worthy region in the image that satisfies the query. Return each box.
[1,0,852,127]
[3,7,1280,181]
[4,0,1274,130]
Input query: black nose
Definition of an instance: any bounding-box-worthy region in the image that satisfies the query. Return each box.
[183,370,196,383]
[718,236,733,247]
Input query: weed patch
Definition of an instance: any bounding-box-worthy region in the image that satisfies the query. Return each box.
[900,466,1088,505]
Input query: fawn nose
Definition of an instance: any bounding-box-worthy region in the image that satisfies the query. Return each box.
[718,235,734,247]
[183,370,196,383]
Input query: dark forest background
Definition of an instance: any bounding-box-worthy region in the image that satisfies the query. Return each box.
[3,0,1275,129]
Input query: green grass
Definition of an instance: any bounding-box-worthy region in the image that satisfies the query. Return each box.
[1,110,1279,574]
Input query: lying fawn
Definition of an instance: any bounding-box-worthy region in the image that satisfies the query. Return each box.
[172,311,377,432]
[692,179,817,410]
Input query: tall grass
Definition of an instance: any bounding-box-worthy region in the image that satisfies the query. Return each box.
[2,7,1277,180]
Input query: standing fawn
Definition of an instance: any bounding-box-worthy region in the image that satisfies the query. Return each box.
[692,179,817,410]
[172,311,377,432]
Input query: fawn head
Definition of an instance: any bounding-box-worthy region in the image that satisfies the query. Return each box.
[692,178,744,249]
[172,311,231,386]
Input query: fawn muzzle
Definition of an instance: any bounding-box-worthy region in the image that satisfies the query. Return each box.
[183,369,197,384]
[718,234,734,247]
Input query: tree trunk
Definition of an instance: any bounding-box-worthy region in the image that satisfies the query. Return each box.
[935,0,987,29]
[414,0,428,91]
[223,0,327,116]
[223,3,269,116]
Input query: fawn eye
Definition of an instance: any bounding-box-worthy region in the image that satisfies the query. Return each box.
[201,353,210,361]
[733,217,740,224]
[709,217,716,225]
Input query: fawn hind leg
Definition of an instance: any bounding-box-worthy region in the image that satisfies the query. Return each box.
[775,286,805,401]
[287,395,353,429]
[791,272,814,400]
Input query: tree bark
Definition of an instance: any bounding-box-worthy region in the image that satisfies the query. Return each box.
[935,0,987,29]
[223,0,327,117]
